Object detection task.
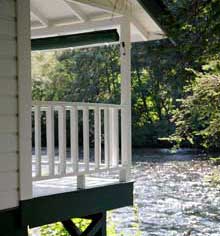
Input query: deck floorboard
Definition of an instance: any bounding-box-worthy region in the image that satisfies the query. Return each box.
[33,176,118,198]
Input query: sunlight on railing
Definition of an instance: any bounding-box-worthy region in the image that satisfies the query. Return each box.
[32,101,124,182]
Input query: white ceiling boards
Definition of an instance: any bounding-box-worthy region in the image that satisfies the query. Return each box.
[30,0,166,42]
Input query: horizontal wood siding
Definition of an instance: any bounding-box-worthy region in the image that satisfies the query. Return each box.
[0,79,17,96]
[0,172,18,191]
[0,59,17,77]
[0,116,17,133]
[0,0,16,18]
[0,97,18,115]
[0,154,17,172]
[0,39,16,58]
[0,19,16,37]
[0,190,18,210]
[0,0,19,210]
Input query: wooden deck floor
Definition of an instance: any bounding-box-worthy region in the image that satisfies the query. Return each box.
[33,176,118,198]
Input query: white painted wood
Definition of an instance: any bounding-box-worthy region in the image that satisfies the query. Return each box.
[31,3,49,27]
[47,105,55,176]
[34,106,41,177]
[31,17,123,38]
[104,108,110,168]
[0,97,17,115]
[70,0,123,14]
[109,108,119,167]
[0,0,19,210]
[83,107,89,172]
[70,106,79,173]
[68,0,154,41]
[0,59,17,77]
[70,0,164,41]
[69,0,116,14]
[0,172,18,192]
[33,165,122,181]
[120,18,132,182]
[0,79,17,96]
[17,0,33,200]
[0,154,17,172]
[94,107,100,169]
[0,19,16,37]
[64,0,88,22]
[0,134,17,153]
[0,39,16,58]
[33,101,122,109]
[77,175,85,189]
[0,190,18,211]
[0,116,17,133]
[32,103,124,182]
[33,177,118,197]
[0,0,16,18]
[58,106,67,175]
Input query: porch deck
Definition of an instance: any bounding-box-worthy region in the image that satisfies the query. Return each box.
[33,176,118,197]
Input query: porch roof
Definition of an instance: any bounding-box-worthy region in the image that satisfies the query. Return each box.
[30,0,168,43]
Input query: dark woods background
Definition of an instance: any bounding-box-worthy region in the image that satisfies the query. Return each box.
[32,0,220,150]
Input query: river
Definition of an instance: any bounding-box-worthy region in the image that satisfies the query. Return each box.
[110,149,220,236]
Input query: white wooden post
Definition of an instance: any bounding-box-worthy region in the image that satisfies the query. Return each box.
[17,0,33,200]
[70,106,79,174]
[34,106,41,177]
[109,108,119,167]
[104,108,110,168]
[58,106,66,176]
[83,107,89,172]
[46,105,55,176]
[77,175,85,189]
[120,18,132,182]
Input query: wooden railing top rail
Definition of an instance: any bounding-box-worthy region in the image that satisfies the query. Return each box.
[32,101,124,110]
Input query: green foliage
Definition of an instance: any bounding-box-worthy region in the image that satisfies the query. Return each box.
[40,218,91,236]
[32,0,220,148]
[209,157,220,166]
[38,209,142,236]
[169,62,220,150]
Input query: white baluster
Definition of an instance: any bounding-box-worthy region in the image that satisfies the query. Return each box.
[34,105,41,177]
[94,107,101,170]
[83,107,89,172]
[58,105,66,176]
[46,105,55,177]
[109,108,119,167]
[70,106,78,174]
[104,108,110,168]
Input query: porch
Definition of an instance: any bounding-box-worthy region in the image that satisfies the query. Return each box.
[0,0,169,234]
[31,101,130,194]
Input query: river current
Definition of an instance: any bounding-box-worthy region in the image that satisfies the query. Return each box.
[110,149,220,236]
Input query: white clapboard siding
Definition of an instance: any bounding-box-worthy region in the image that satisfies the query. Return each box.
[0,59,17,77]
[0,19,16,37]
[0,134,18,153]
[0,0,16,18]
[0,97,18,115]
[0,116,17,133]
[0,172,18,191]
[0,79,17,96]
[0,154,17,172]
[0,190,18,210]
[0,39,16,58]
[0,0,19,210]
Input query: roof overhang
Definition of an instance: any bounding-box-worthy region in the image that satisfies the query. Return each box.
[31,0,168,44]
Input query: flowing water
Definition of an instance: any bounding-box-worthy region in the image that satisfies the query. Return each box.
[110,149,220,236]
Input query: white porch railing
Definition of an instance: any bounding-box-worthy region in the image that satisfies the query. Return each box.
[32,101,128,186]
